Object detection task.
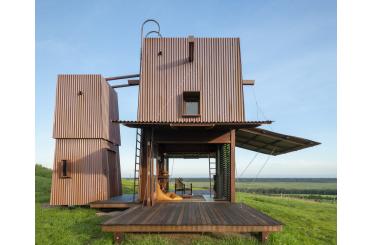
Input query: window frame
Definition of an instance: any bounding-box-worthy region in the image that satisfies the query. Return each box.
[59,159,71,178]
[182,91,201,117]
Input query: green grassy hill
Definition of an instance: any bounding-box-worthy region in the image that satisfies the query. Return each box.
[35,164,52,203]
[36,165,336,245]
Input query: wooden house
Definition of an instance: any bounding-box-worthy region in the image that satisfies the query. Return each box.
[50,34,319,242]
[117,37,319,205]
[104,37,318,242]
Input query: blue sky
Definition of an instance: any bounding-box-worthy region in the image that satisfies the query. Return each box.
[36,0,336,178]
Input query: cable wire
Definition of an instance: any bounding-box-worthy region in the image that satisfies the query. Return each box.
[251,147,276,183]
[238,151,260,179]
[252,87,269,121]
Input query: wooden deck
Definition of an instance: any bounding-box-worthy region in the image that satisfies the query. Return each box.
[102,202,282,242]
[90,191,214,209]
[90,194,139,209]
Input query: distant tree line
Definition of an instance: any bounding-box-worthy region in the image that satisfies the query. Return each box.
[236,188,337,195]
[235,178,337,183]
[174,178,337,183]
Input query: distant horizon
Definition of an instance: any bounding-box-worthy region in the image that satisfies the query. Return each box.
[123,177,338,180]
[36,163,336,179]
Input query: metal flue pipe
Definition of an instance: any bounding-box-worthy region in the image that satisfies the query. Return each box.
[105,74,140,81]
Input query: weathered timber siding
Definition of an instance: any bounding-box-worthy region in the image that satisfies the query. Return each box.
[138,38,245,122]
[53,74,120,145]
[102,79,120,144]
[51,74,122,205]
[50,139,121,205]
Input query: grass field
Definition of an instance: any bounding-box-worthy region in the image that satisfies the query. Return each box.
[123,178,337,191]
[36,165,336,244]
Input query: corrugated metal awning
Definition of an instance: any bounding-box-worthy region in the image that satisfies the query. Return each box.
[236,128,320,155]
[115,120,273,129]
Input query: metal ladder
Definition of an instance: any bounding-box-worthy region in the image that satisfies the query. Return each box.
[208,154,216,197]
[132,128,142,202]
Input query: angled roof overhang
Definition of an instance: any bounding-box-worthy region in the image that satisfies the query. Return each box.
[236,128,320,155]
[114,120,273,129]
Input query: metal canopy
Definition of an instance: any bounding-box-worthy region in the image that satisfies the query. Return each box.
[236,128,320,156]
[115,120,272,129]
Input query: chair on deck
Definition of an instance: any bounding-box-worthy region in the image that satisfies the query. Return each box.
[175,178,192,195]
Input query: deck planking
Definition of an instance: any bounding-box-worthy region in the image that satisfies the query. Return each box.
[102,202,282,233]
[89,194,139,209]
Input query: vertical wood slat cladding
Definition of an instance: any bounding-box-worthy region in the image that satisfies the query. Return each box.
[50,139,121,205]
[53,74,120,145]
[51,74,122,205]
[138,38,245,122]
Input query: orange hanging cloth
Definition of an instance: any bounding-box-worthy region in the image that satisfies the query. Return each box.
[156,182,183,201]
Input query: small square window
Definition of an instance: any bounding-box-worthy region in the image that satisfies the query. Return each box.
[183,91,200,117]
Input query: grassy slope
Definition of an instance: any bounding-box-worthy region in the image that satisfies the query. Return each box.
[36,165,336,245]
[237,193,336,245]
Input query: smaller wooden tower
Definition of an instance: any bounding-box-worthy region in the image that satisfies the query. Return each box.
[50,75,122,205]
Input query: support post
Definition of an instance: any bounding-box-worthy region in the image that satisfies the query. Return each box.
[261,232,270,242]
[146,136,152,205]
[113,232,123,244]
[230,129,236,202]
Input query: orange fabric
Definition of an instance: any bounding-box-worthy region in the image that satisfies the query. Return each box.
[156,183,183,201]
